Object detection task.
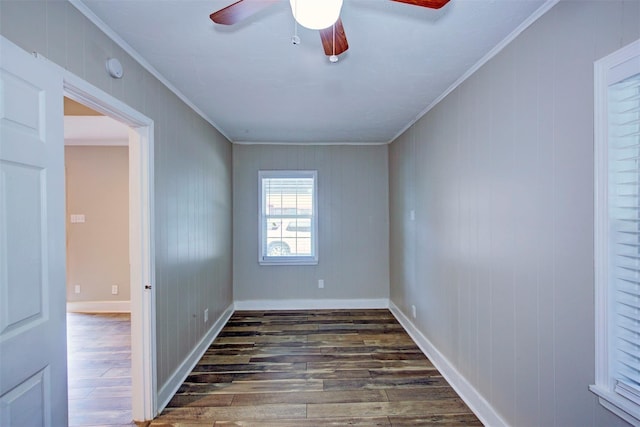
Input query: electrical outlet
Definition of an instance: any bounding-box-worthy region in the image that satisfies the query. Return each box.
[412,305,417,319]
[318,279,324,289]
[410,210,415,221]
[74,285,80,294]
[111,285,119,295]
[204,308,209,323]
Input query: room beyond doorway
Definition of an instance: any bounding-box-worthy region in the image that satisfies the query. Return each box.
[64,97,131,313]
[64,97,133,426]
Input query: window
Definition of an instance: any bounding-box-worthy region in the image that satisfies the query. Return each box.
[592,39,640,425]
[259,170,318,265]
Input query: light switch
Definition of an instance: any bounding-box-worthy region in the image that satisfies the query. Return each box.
[70,214,86,223]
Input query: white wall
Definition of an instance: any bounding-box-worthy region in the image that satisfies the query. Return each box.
[233,144,389,306]
[389,1,640,426]
[0,1,233,398]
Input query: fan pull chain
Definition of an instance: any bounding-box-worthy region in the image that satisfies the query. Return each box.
[291,1,300,45]
[329,23,338,63]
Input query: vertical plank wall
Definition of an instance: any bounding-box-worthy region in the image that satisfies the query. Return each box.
[233,144,389,305]
[389,2,640,426]
[0,1,233,405]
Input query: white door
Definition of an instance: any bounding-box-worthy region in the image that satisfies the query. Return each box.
[0,37,68,426]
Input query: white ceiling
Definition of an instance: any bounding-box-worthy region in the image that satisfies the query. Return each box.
[76,0,550,144]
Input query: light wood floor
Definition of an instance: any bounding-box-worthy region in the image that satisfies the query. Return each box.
[67,312,135,427]
[151,309,482,426]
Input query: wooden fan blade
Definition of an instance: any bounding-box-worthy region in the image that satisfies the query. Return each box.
[210,0,279,25]
[391,0,449,9]
[319,18,349,56]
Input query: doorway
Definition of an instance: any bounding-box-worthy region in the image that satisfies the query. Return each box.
[64,74,156,422]
[64,97,133,425]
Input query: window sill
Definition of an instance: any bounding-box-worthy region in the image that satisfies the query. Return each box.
[259,257,318,266]
[590,385,640,425]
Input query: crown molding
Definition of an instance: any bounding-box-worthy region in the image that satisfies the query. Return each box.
[69,0,233,143]
[389,0,561,144]
[70,0,559,147]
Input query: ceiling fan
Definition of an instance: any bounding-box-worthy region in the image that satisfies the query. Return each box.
[209,0,450,61]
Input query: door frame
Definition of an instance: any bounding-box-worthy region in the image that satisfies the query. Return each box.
[58,60,157,421]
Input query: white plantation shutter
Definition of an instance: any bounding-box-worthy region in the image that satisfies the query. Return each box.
[610,70,640,403]
[593,40,640,424]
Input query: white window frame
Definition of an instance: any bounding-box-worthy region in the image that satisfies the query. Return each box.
[258,170,318,266]
[592,38,640,426]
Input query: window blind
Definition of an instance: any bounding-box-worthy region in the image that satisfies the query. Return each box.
[609,71,640,404]
[263,176,314,257]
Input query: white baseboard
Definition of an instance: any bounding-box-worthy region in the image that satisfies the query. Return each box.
[156,303,235,412]
[234,298,390,311]
[66,300,131,313]
[388,301,508,427]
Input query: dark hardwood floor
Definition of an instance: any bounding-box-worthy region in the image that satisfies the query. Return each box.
[151,309,482,426]
[67,312,135,427]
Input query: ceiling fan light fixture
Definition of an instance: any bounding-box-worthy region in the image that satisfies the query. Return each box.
[289,0,343,30]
